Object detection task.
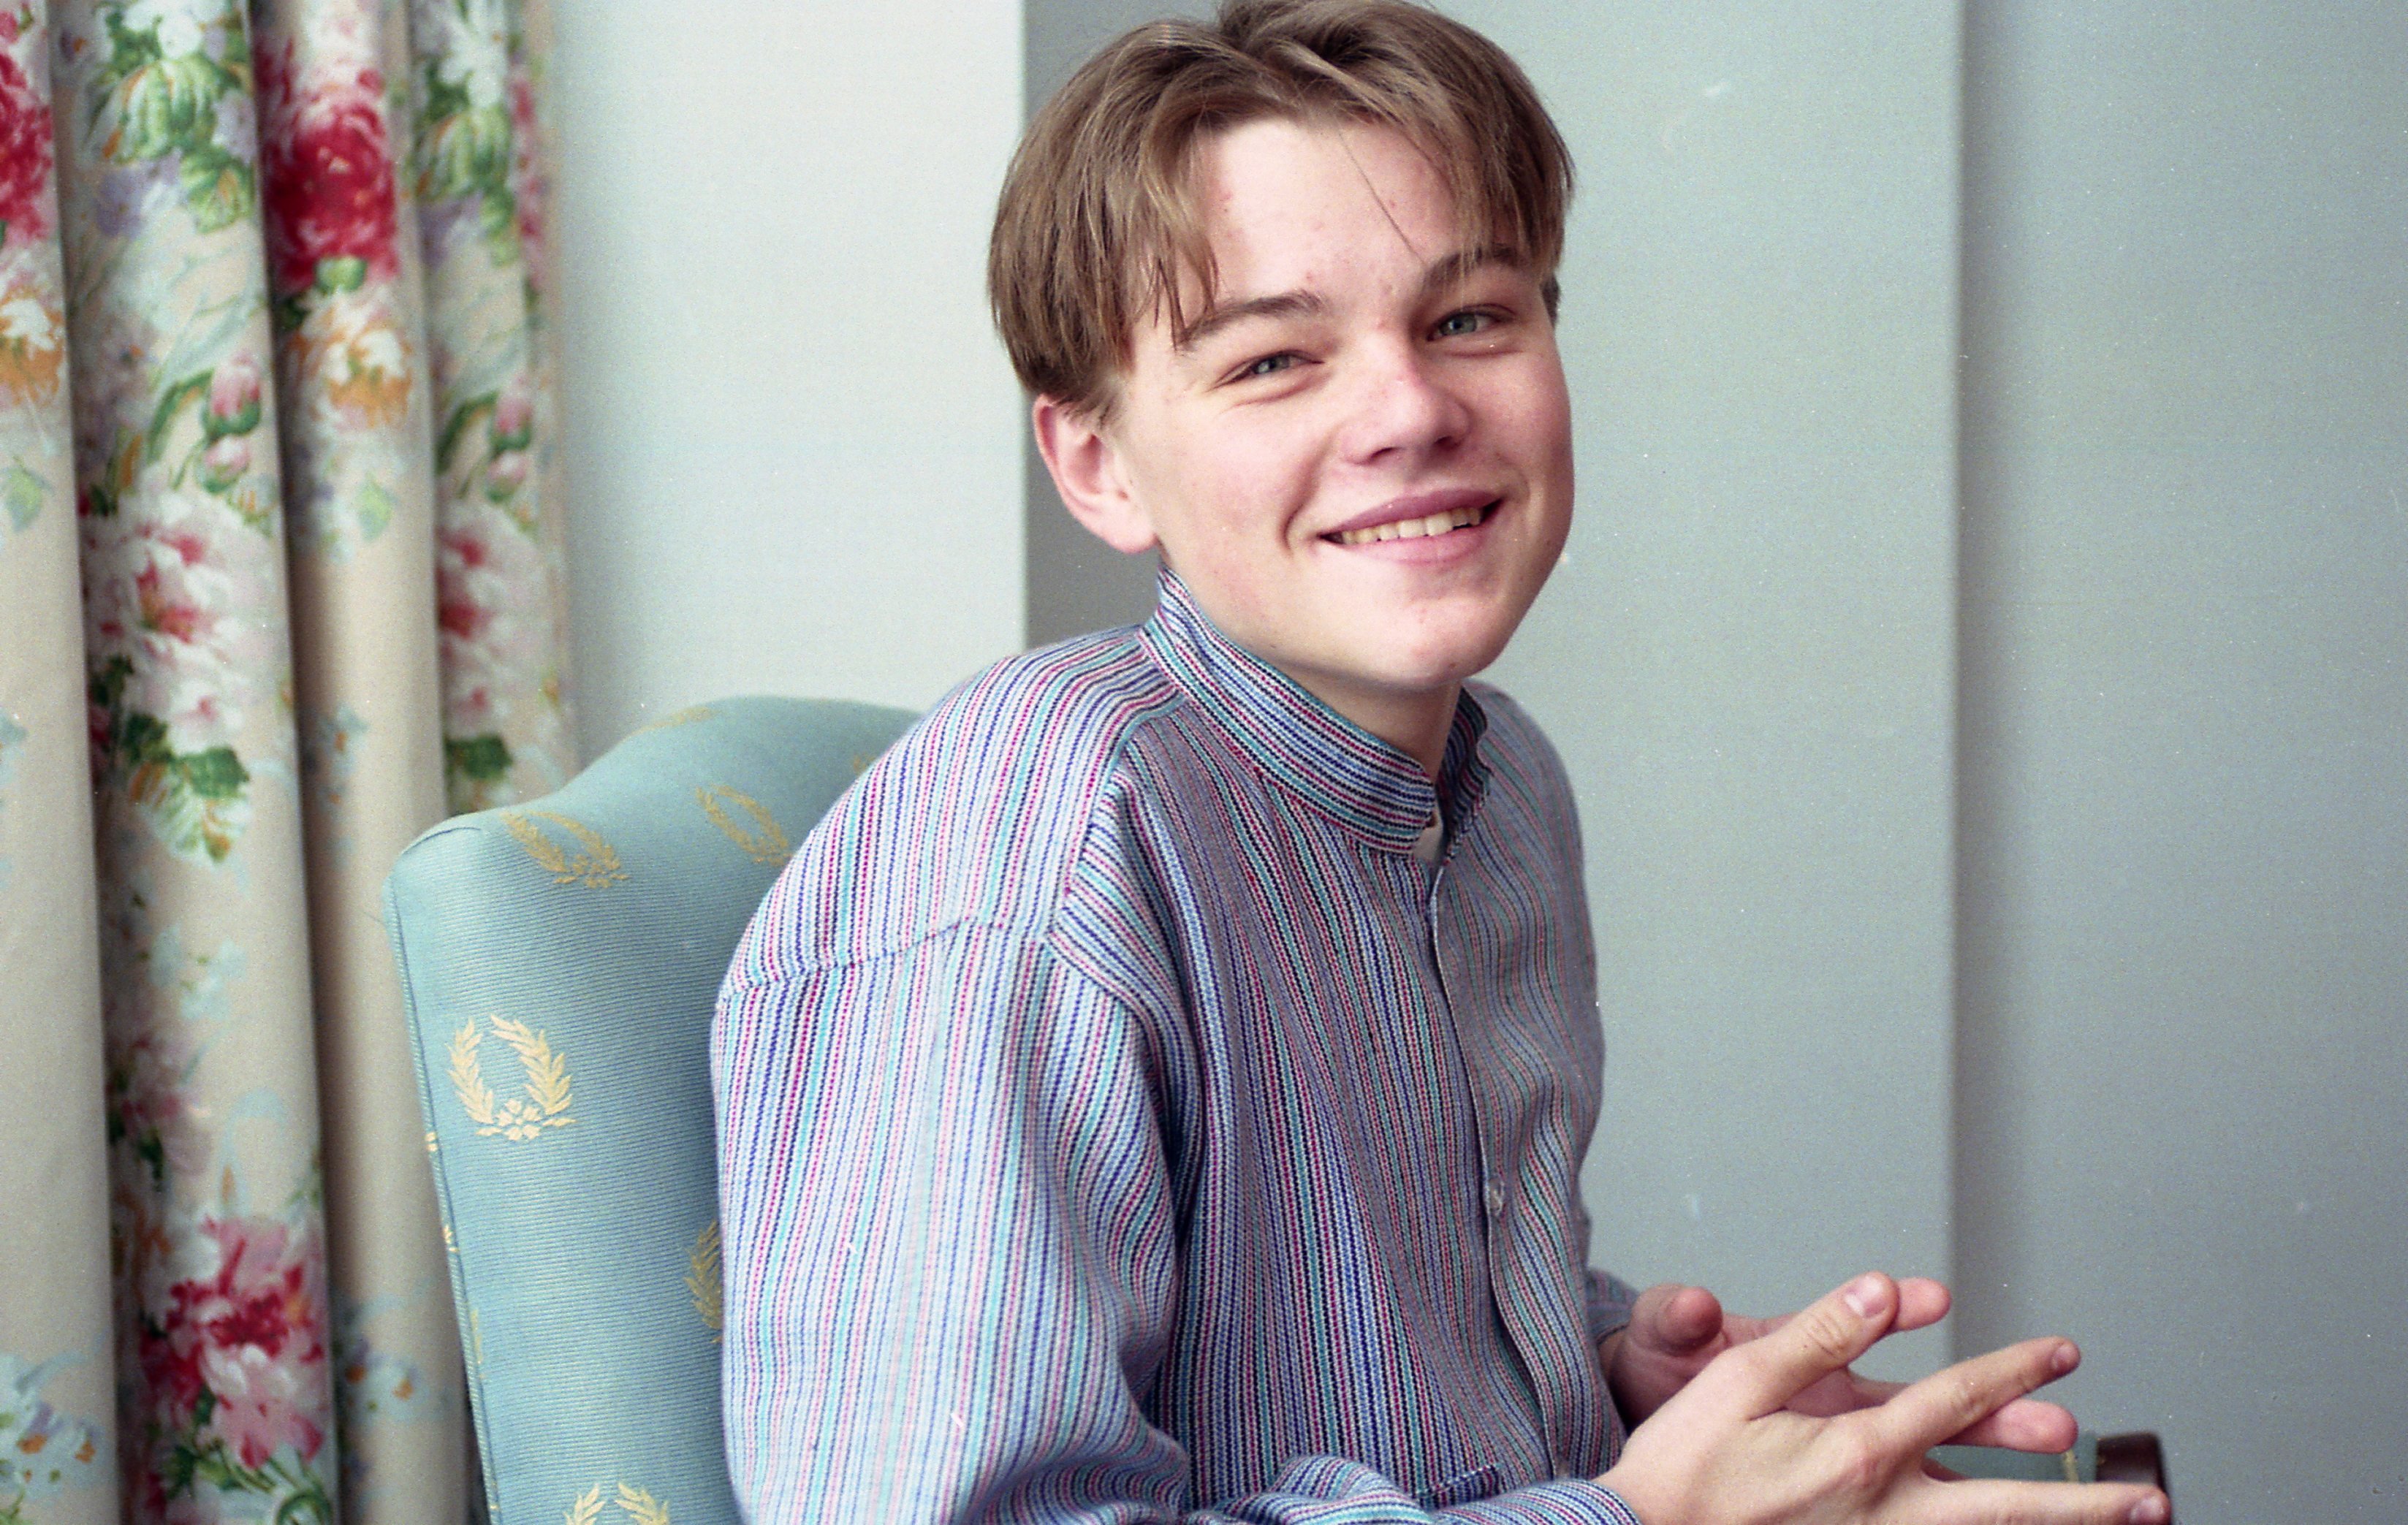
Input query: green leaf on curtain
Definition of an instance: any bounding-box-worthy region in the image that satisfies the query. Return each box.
[445,734,514,788]
[179,148,255,232]
[98,11,164,90]
[316,256,367,294]
[89,654,134,711]
[352,480,395,543]
[436,392,497,472]
[145,373,210,463]
[177,746,249,802]
[114,709,170,768]
[1,460,44,532]
[100,54,228,166]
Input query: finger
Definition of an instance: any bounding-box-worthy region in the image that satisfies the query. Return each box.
[1630,1282,1724,1353]
[1785,1369,1904,1418]
[1710,1272,1897,1415]
[1872,1337,2078,1456]
[1731,1274,1947,1345]
[1894,1277,1951,1334]
[1942,1395,2080,1453]
[1910,1476,2169,1525]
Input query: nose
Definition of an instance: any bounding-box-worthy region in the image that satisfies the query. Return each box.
[1336,341,1472,464]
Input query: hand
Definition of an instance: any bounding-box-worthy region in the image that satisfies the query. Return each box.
[1597,1273,2169,1525]
[1602,1277,2078,1451]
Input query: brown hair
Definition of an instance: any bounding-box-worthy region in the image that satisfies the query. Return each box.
[988,0,1573,419]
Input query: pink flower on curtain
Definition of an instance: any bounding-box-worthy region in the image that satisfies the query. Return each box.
[257,43,397,298]
[504,53,544,278]
[163,1218,330,1467]
[130,1212,333,1520]
[0,49,52,252]
[202,351,264,438]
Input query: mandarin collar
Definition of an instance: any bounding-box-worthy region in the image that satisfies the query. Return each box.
[1138,571,1489,856]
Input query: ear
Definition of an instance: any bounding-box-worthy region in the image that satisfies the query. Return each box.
[1032,394,1158,555]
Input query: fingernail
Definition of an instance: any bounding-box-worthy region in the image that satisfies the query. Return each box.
[2051,1341,2078,1376]
[1842,1275,1883,1318]
[2128,1494,2168,1525]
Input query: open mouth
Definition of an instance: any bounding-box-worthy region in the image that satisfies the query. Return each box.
[1326,499,1497,546]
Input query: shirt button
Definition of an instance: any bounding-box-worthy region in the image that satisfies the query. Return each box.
[1484,1183,1507,1217]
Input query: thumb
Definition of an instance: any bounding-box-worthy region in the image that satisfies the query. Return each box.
[1628,1282,1725,1355]
[1715,1272,1897,1418]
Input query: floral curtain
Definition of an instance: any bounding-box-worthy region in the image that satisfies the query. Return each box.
[0,0,571,1521]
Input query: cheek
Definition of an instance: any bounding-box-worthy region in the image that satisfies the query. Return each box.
[1174,420,1325,549]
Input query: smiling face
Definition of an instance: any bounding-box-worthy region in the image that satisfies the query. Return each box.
[1034,115,1576,771]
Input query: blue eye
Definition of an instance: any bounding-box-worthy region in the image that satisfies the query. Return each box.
[1242,352,1297,379]
[1435,310,1494,338]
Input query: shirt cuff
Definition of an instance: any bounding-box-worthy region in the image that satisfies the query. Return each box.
[1584,1267,1640,1347]
[1465,1478,1647,1524]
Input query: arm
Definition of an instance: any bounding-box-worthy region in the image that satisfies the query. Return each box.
[713,927,1645,1524]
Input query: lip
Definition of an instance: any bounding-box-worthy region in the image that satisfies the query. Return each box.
[1318,487,1502,540]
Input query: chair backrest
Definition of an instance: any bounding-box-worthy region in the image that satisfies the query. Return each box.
[384,696,916,1525]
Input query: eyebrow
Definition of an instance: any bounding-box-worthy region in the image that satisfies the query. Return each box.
[1172,244,1525,356]
[1174,289,1328,355]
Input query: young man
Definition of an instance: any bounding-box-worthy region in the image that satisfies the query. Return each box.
[712,4,2171,1521]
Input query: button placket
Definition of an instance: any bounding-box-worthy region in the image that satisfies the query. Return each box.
[1429,859,1552,1453]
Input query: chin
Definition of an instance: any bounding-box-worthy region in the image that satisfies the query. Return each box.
[1364,627,1516,694]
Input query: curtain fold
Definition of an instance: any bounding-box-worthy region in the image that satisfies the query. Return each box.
[0,5,118,1521]
[251,0,465,1518]
[411,0,571,814]
[0,1,574,1519]
[49,0,341,1515]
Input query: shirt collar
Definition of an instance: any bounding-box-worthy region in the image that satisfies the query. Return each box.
[1139,570,1489,856]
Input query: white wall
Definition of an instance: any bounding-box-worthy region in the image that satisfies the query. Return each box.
[1464,1,1965,1383]
[1954,6,2408,1519]
[550,0,1027,757]
[1018,0,1201,644]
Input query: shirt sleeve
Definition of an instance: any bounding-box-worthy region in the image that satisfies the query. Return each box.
[711,923,1649,1525]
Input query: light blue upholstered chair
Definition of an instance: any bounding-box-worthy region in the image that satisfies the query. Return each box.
[383,696,916,1525]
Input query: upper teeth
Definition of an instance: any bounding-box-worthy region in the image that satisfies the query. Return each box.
[1334,503,1487,545]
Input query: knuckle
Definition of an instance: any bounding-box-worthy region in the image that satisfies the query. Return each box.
[1822,1425,1887,1495]
[1797,1306,1858,1365]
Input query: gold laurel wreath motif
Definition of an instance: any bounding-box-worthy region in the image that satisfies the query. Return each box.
[501,809,629,888]
[564,1483,672,1525]
[632,704,715,736]
[685,1221,723,1340]
[696,785,790,865]
[449,1016,576,1140]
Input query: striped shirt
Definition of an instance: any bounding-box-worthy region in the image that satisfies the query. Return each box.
[713,572,1644,1523]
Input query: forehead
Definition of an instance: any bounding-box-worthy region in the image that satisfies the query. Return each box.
[1184,117,1462,300]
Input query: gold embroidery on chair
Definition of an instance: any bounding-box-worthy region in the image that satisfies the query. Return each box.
[685,1221,723,1341]
[449,1016,577,1139]
[501,809,629,888]
[633,704,714,736]
[565,1483,672,1525]
[696,785,789,864]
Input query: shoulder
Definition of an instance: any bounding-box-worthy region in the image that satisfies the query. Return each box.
[727,628,1187,987]
[1464,679,1584,852]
